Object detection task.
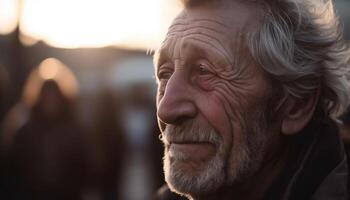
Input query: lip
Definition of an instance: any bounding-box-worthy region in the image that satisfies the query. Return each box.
[170,141,212,145]
[168,142,216,160]
[168,140,217,149]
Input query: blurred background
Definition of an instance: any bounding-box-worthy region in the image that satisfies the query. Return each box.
[0,0,348,200]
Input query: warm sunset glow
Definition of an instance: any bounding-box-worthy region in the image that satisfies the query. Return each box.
[19,0,181,49]
[0,0,18,34]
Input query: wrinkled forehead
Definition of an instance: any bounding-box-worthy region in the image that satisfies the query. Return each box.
[165,2,260,45]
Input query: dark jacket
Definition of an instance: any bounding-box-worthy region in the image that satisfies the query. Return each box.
[155,120,349,200]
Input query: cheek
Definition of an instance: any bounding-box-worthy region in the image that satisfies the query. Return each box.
[195,81,261,154]
[196,92,235,152]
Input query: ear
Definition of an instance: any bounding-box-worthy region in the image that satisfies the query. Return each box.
[281,89,320,135]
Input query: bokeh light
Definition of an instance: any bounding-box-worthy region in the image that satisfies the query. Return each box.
[24,58,78,107]
[19,0,181,49]
[0,0,18,34]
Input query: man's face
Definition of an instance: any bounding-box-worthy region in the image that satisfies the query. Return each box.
[155,2,277,196]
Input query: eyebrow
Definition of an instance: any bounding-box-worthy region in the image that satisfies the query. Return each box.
[171,15,231,29]
[183,37,233,67]
[156,38,233,74]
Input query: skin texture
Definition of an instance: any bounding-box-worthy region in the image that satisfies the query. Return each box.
[154,1,307,200]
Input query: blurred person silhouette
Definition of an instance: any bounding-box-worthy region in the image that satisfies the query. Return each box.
[2,58,89,200]
[119,83,163,200]
[0,64,10,124]
[90,89,126,200]
[0,64,11,198]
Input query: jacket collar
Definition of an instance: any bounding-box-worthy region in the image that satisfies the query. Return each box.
[264,119,347,200]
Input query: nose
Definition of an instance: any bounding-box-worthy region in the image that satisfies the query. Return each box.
[157,72,197,125]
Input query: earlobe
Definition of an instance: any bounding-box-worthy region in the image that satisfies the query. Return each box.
[281,89,320,135]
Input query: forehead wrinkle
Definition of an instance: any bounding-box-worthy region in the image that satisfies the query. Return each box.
[174,37,184,62]
[167,25,224,38]
[171,7,256,34]
[167,24,235,66]
[172,12,231,29]
[167,23,227,39]
[158,37,177,65]
[168,21,227,34]
[183,35,233,66]
[163,34,230,64]
[168,18,231,34]
[163,33,243,72]
[162,5,258,71]
[168,27,231,58]
[170,37,178,61]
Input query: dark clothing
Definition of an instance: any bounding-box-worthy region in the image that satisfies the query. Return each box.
[5,119,88,200]
[155,120,349,200]
[156,185,187,200]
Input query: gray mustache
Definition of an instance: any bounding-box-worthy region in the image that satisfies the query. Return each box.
[161,122,222,146]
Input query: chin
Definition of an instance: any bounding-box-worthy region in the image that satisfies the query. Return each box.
[163,148,226,196]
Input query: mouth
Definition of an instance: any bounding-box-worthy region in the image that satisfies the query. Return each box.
[166,138,217,147]
[170,141,212,145]
[166,140,215,149]
[168,141,216,160]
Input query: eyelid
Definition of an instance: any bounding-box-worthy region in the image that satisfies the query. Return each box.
[157,64,173,80]
[197,62,215,76]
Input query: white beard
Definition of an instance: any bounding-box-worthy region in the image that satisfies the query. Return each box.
[161,110,269,197]
[163,128,226,196]
[161,121,240,196]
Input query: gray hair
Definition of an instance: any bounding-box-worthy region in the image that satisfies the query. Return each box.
[183,0,350,119]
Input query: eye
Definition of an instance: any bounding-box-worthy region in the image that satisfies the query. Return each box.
[157,65,173,81]
[157,72,170,96]
[158,71,173,81]
[194,62,216,91]
[198,64,213,76]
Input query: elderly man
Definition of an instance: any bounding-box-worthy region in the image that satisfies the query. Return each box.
[154,0,350,199]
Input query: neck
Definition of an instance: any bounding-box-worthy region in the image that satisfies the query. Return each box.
[191,136,290,200]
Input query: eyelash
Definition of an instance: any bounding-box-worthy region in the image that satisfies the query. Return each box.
[157,62,215,82]
[198,64,210,75]
[157,65,173,81]
[158,71,172,80]
[197,63,215,76]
